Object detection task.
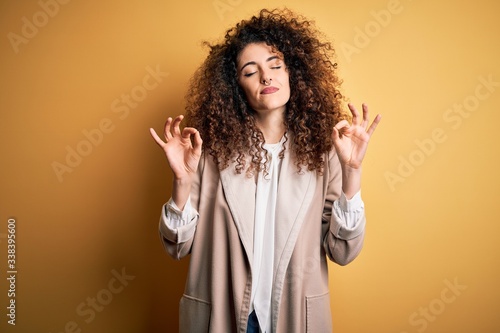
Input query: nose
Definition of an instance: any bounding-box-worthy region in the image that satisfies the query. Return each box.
[260,69,272,85]
[260,69,272,84]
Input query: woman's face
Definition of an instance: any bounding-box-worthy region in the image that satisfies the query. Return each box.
[237,43,290,116]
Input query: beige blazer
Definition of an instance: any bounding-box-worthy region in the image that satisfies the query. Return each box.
[159,142,366,333]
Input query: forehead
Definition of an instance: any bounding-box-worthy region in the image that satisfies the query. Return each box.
[237,43,282,65]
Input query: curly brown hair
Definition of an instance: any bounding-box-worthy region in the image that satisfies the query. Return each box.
[185,8,348,175]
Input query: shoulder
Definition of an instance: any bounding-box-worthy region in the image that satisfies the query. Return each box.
[324,147,341,181]
[325,147,340,166]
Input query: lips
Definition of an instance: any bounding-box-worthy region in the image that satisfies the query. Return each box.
[261,87,279,94]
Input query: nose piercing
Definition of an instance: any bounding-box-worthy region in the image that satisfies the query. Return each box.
[263,78,272,86]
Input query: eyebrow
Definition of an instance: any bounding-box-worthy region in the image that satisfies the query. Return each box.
[240,55,280,71]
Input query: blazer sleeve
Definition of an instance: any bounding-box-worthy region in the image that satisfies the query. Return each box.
[158,199,199,260]
[158,155,205,260]
[322,150,366,266]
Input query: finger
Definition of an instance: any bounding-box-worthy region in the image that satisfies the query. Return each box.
[181,127,203,157]
[332,126,340,142]
[149,128,165,147]
[164,117,173,141]
[333,120,353,141]
[361,103,369,128]
[181,127,197,140]
[192,129,203,155]
[366,114,382,136]
[348,103,360,125]
[334,119,350,130]
[334,119,350,136]
[172,115,184,136]
[183,127,203,154]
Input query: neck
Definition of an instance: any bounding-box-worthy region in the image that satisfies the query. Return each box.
[254,108,285,143]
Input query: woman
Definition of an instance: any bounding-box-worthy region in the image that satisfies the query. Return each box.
[150,8,381,333]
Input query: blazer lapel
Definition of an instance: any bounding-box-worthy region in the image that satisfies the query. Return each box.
[219,143,317,277]
[220,165,256,268]
[273,147,316,283]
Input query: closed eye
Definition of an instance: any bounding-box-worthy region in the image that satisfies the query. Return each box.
[242,65,281,77]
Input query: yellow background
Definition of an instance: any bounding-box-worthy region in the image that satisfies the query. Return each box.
[1,0,499,332]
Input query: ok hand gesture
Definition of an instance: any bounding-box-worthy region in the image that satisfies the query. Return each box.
[332,103,381,170]
[149,115,203,181]
[332,103,381,198]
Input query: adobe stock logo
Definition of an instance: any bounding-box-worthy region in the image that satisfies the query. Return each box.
[213,0,244,21]
[340,0,405,63]
[48,267,135,333]
[7,0,72,54]
[385,74,499,192]
[51,65,169,182]
[400,277,467,333]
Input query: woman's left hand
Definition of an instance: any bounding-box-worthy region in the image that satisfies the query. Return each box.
[332,103,381,170]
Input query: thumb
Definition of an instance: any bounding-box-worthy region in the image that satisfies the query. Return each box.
[332,127,340,143]
[192,129,203,155]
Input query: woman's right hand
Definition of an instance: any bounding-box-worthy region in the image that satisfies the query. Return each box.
[150,115,202,209]
[150,115,203,180]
